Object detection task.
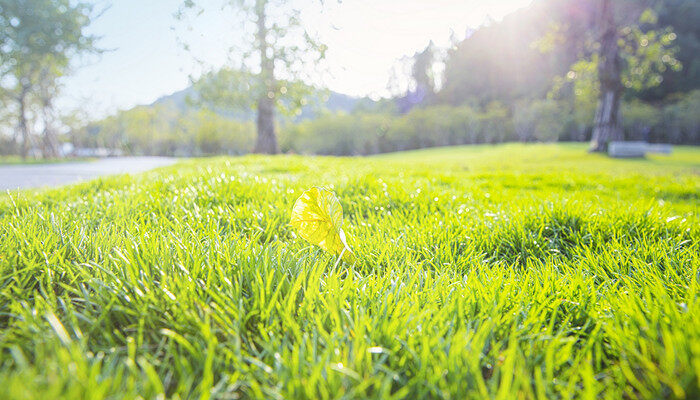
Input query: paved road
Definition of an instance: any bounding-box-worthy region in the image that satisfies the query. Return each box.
[0,157,177,191]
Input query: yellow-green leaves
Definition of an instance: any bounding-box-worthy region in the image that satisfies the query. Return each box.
[290,187,355,263]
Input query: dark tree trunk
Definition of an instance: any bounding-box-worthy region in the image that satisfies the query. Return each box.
[255,95,278,154]
[41,97,60,158]
[18,85,30,160]
[253,0,279,154]
[39,68,60,159]
[41,128,59,158]
[590,0,623,152]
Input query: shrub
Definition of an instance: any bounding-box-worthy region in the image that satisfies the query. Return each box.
[661,90,700,144]
[622,100,661,141]
[79,93,699,157]
[281,113,391,156]
[280,104,516,156]
[514,100,566,142]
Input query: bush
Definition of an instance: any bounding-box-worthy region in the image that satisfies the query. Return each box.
[0,136,17,156]
[81,107,254,156]
[281,104,515,156]
[660,90,700,144]
[622,100,661,141]
[281,113,390,155]
[187,110,255,156]
[514,100,567,142]
[78,93,699,157]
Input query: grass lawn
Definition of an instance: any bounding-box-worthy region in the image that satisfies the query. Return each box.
[0,143,698,399]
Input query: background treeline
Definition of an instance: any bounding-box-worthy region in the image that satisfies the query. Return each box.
[0,0,99,158]
[65,88,699,157]
[283,91,700,155]
[72,0,699,156]
[68,105,255,156]
[3,0,698,157]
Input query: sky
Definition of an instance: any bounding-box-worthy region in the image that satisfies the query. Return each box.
[60,0,534,118]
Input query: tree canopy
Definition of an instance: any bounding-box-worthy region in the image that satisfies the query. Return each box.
[0,0,98,158]
[439,0,697,107]
[177,0,328,154]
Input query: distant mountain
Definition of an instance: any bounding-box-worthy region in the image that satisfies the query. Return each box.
[150,85,373,122]
[152,87,194,111]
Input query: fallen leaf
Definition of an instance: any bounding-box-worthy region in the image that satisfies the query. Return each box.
[290,187,355,263]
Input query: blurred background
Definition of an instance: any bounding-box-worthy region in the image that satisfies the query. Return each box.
[0,0,698,160]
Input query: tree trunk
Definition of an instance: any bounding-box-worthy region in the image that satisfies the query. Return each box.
[253,0,279,154]
[41,97,60,158]
[18,85,30,160]
[255,95,278,154]
[590,89,622,151]
[590,0,623,152]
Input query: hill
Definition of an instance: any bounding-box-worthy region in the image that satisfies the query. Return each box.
[73,78,381,156]
[150,84,372,122]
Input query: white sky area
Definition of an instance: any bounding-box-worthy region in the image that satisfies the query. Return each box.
[60,0,534,118]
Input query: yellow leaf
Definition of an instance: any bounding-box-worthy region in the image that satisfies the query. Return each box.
[290,187,355,263]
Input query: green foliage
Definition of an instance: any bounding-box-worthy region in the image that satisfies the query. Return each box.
[193,68,319,118]
[0,135,16,155]
[281,112,392,155]
[79,106,255,156]
[621,100,662,140]
[0,144,698,399]
[440,0,590,106]
[618,16,681,91]
[642,0,700,99]
[0,0,99,158]
[0,0,97,71]
[661,89,700,143]
[514,99,568,142]
[550,57,601,108]
[440,0,698,107]
[282,105,514,156]
[81,88,700,157]
[545,6,680,112]
[177,0,328,152]
[184,109,256,155]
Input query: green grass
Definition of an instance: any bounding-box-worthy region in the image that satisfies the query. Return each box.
[0,143,698,399]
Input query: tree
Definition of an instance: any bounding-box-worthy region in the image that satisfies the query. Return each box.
[398,42,437,113]
[390,42,439,114]
[638,0,700,100]
[589,0,623,152]
[412,41,436,98]
[0,0,99,159]
[37,56,63,158]
[537,0,679,150]
[178,0,328,154]
[440,1,580,107]
[580,0,680,151]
